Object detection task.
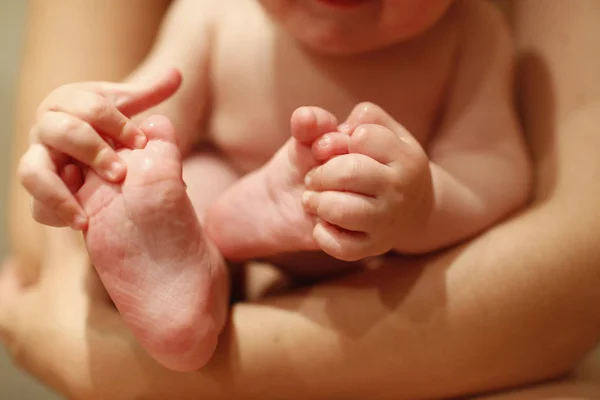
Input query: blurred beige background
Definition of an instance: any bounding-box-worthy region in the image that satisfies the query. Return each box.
[0,1,62,399]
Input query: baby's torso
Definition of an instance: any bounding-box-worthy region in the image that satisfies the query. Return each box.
[204,0,464,173]
[171,0,475,277]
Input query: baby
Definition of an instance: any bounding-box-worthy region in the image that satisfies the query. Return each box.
[18,0,531,372]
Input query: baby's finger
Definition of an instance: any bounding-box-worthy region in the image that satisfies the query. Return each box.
[30,200,68,228]
[311,132,350,162]
[313,219,374,262]
[350,124,404,165]
[36,111,127,182]
[291,106,339,144]
[98,68,183,118]
[304,154,392,196]
[302,190,378,232]
[42,89,146,150]
[61,163,85,194]
[18,145,88,230]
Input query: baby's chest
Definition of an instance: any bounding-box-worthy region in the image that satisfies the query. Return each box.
[206,13,457,172]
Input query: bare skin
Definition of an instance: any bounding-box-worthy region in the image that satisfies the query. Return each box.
[17,0,531,371]
[205,106,341,260]
[3,0,600,399]
[78,115,229,372]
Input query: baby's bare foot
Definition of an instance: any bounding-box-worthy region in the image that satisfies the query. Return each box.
[206,107,349,260]
[78,116,228,372]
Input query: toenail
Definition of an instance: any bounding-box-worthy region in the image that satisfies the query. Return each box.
[302,191,311,205]
[304,172,313,187]
[302,191,317,210]
[299,107,315,119]
[317,135,331,148]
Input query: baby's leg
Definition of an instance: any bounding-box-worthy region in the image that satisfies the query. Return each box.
[206,107,349,260]
[79,116,231,372]
[182,148,240,223]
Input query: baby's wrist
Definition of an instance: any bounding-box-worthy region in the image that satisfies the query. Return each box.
[390,165,436,254]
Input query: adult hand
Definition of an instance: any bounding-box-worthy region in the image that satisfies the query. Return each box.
[0,231,171,400]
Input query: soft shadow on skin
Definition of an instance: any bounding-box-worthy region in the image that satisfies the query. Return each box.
[264,251,363,283]
[250,24,561,373]
[515,52,558,203]
[261,6,494,343]
[268,249,455,343]
[466,359,600,400]
[80,37,557,400]
[83,260,240,399]
[453,44,561,400]
[83,263,149,398]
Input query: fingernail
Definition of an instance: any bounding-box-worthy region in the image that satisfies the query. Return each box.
[317,135,331,149]
[106,161,126,181]
[134,135,147,149]
[72,215,88,230]
[338,123,351,134]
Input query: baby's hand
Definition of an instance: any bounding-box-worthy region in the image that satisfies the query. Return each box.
[18,69,181,230]
[302,103,432,261]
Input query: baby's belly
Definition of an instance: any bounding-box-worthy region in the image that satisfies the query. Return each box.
[187,141,360,281]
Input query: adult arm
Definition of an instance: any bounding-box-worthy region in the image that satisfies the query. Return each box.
[8,0,172,279]
[4,0,600,399]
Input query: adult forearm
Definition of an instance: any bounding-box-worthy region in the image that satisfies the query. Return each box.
[220,6,600,393]
[218,195,600,399]
[38,189,600,400]
[8,0,171,274]
[219,6,600,393]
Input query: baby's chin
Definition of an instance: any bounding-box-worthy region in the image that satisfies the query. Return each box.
[283,13,448,55]
[268,0,454,55]
[288,27,413,56]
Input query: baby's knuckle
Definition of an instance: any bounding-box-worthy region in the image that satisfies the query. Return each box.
[48,113,81,140]
[388,167,405,190]
[354,101,379,115]
[86,96,110,119]
[339,156,363,185]
[352,102,383,121]
[401,142,429,171]
[328,205,352,224]
[17,158,36,186]
[31,208,51,225]
[47,194,74,216]
[351,125,372,145]
[117,118,129,135]
[91,145,113,167]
